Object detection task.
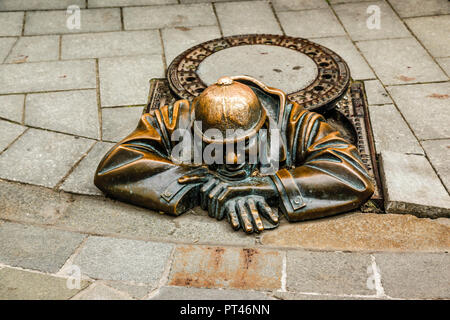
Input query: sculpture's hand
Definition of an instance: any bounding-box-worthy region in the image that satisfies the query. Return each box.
[223,196,278,233]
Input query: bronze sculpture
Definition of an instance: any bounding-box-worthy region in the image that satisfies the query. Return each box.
[94,75,374,233]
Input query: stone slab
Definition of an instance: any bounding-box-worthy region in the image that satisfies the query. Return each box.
[99,55,164,107]
[197,45,318,94]
[0,60,96,94]
[54,195,176,240]
[332,1,410,41]
[437,57,450,76]
[0,180,71,225]
[261,212,450,252]
[61,30,162,60]
[123,4,216,30]
[0,38,17,63]
[101,106,144,142]
[0,94,24,123]
[89,0,177,7]
[312,36,375,80]
[375,253,450,299]
[0,12,24,36]
[388,0,450,18]
[61,141,115,195]
[287,251,374,295]
[0,128,94,188]
[387,82,450,140]
[0,0,85,11]
[72,283,133,300]
[271,0,328,11]
[73,236,173,283]
[0,120,26,153]
[215,1,282,36]
[104,281,154,299]
[364,80,392,105]
[151,286,273,300]
[0,222,86,272]
[0,267,89,300]
[369,104,423,155]
[168,245,283,291]
[25,9,121,35]
[278,8,346,38]
[5,36,59,64]
[25,90,99,139]
[405,15,450,58]
[357,38,447,85]
[422,139,450,191]
[380,151,450,217]
[162,26,221,64]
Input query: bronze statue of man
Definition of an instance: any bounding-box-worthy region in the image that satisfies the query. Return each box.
[94,75,374,233]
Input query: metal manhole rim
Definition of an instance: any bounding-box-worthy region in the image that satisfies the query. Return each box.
[166,33,351,112]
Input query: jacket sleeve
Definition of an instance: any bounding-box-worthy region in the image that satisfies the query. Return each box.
[271,103,374,221]
[94,99,200,216]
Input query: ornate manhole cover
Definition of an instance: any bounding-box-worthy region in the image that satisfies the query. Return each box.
[167,34,350,113]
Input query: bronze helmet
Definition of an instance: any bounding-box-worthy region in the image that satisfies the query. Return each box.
[193,76,267,144]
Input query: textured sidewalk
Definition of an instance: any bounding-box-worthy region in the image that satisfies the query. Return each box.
[0,0,449,300]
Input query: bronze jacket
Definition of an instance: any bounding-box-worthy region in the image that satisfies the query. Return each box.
[94,88,374,221]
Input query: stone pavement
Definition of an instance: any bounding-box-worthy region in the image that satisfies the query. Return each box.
[0,0,449,300]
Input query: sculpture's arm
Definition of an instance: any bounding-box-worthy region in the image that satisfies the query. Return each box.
[272,104,374,221]
[94,100,200,215]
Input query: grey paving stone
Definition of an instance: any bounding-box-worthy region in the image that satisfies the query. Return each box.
[357,38,447,85]
[24,9,121,35]
[388,0,450,18]
[380,151,450,218]
[387,82,450,140]
[197,44,318,94]
[25,90,99,139]
[101,106,144,142]
[0,267,90,300]
[0,0,86,11]
[0,12,24,36]
[89,0,177,7]
[311,36,375,80]
[73,236,173,283]
[162,26,221,64]
[375,253,450,299]
[104,281,154,299]
[0,94,24,123]
[0,120,25,153]
[287,251,374,295]
[278,8,346,38]
[271,0,328,11]
[368,104,423,155]
[5,36,59,63]
[72,283,133,300]
[437,57,450,76]
[364,80,392,105]
[405,16,450,58]
[0,222,86,272]
[0,38,17,63]
[61,141,115,195]
[99,55,164,107]
[54,195,176,240]
[422,139,450,191]
[273,292,381,300]
[123,4,216,30]
[0,60,96,94]
[329,0,373,2]
[61,30,161,60]
[151,286,273,300]
[332,1,410,41]
[180,0,247,3]
[0,179,72,225]
[215,1,282,36]
[0,128,94,187]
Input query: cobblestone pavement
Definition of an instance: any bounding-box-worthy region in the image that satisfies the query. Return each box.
[0,0,449,300]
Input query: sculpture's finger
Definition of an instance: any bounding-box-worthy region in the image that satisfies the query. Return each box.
[257,199,279,224]
[216,188,232,220]
[246,198,264,232]
[200,178,218,210]
[177,174,208,184]
[226,201,240,230]
[208,182,226,218]
[236,199,253,233]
